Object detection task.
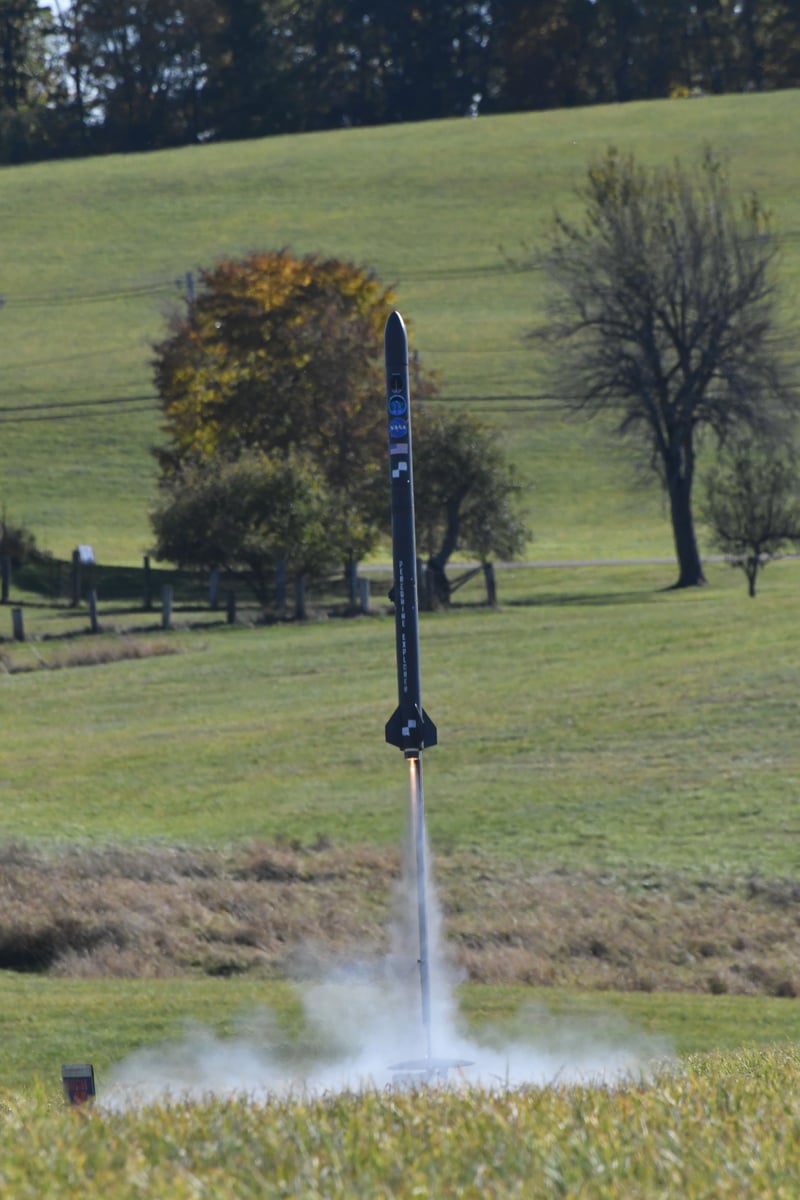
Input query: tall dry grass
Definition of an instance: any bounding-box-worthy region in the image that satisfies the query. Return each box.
[0,637,183,674]
[2,842,798,995]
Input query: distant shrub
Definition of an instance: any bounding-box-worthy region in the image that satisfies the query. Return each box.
[0,512,47,567]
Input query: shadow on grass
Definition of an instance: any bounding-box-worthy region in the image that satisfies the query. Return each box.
[505,589,660,609]
[13,559,213,606]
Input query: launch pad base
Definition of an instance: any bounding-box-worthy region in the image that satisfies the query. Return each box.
[389,1057,473,1085]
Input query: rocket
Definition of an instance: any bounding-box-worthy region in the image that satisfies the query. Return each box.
[384,311,437,757]
[383,314,470,1081]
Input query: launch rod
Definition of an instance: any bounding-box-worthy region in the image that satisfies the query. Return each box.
[409,753,432,1060]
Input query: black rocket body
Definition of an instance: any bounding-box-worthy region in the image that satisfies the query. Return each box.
[384,311,472,1080]
[384,311,437,756]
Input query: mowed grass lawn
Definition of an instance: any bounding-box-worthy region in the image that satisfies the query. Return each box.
[2,560,798,876]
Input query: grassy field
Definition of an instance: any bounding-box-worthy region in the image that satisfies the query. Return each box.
[3,93,800,1186]
[1,90,799,562]
[2,557,800,1099]
[5,967,800,1096]
[2,560,798,872]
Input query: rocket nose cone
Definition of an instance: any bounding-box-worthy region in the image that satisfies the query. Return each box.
[384,310,407,362]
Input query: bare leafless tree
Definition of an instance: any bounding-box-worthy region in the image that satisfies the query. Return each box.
[535,147,798,587]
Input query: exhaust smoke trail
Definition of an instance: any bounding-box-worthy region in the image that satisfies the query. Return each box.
[102,826,671,1109]
[408,753,432,1062]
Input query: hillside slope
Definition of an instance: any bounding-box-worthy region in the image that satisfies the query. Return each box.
[1,91,798,563]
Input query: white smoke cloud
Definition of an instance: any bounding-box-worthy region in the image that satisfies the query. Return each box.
[103,819,672,1109]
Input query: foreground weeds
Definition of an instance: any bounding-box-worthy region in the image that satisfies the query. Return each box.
[2,842,800,996]
[2,1047,799,1197]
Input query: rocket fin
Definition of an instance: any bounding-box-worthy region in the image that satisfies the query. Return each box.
[421,709,438,749]
[386,705,438,751]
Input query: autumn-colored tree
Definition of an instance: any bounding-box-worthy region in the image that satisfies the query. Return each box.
[153,250,412,570]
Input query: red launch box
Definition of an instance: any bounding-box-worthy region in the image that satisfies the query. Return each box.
[62,1063,96,1106]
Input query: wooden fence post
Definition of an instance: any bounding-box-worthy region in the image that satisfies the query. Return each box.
[1,555,10,604]
[346,556,358,607]
[226,591,237,625]
[275,560,286,612]
[294,574,306,620]
[11,607,24,641]
[483,561,497,607]
[143,556,153,611]
[70,549,81,607]
[359,576,371,614]
[162,585,173,630]
[417,558,433,612]
[89,590,100,633]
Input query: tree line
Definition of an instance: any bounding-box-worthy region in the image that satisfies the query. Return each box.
[3,1,799,163]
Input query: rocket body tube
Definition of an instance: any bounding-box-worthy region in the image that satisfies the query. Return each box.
[384,311,437,755]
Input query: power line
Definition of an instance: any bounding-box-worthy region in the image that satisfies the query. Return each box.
[0,390,561,426]
[7,281,179,308]
[2,383,799,426]
[0,393,158,414]
[0,394,159,424]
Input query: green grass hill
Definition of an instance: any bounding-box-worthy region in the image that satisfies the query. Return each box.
[2,90,799,564]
